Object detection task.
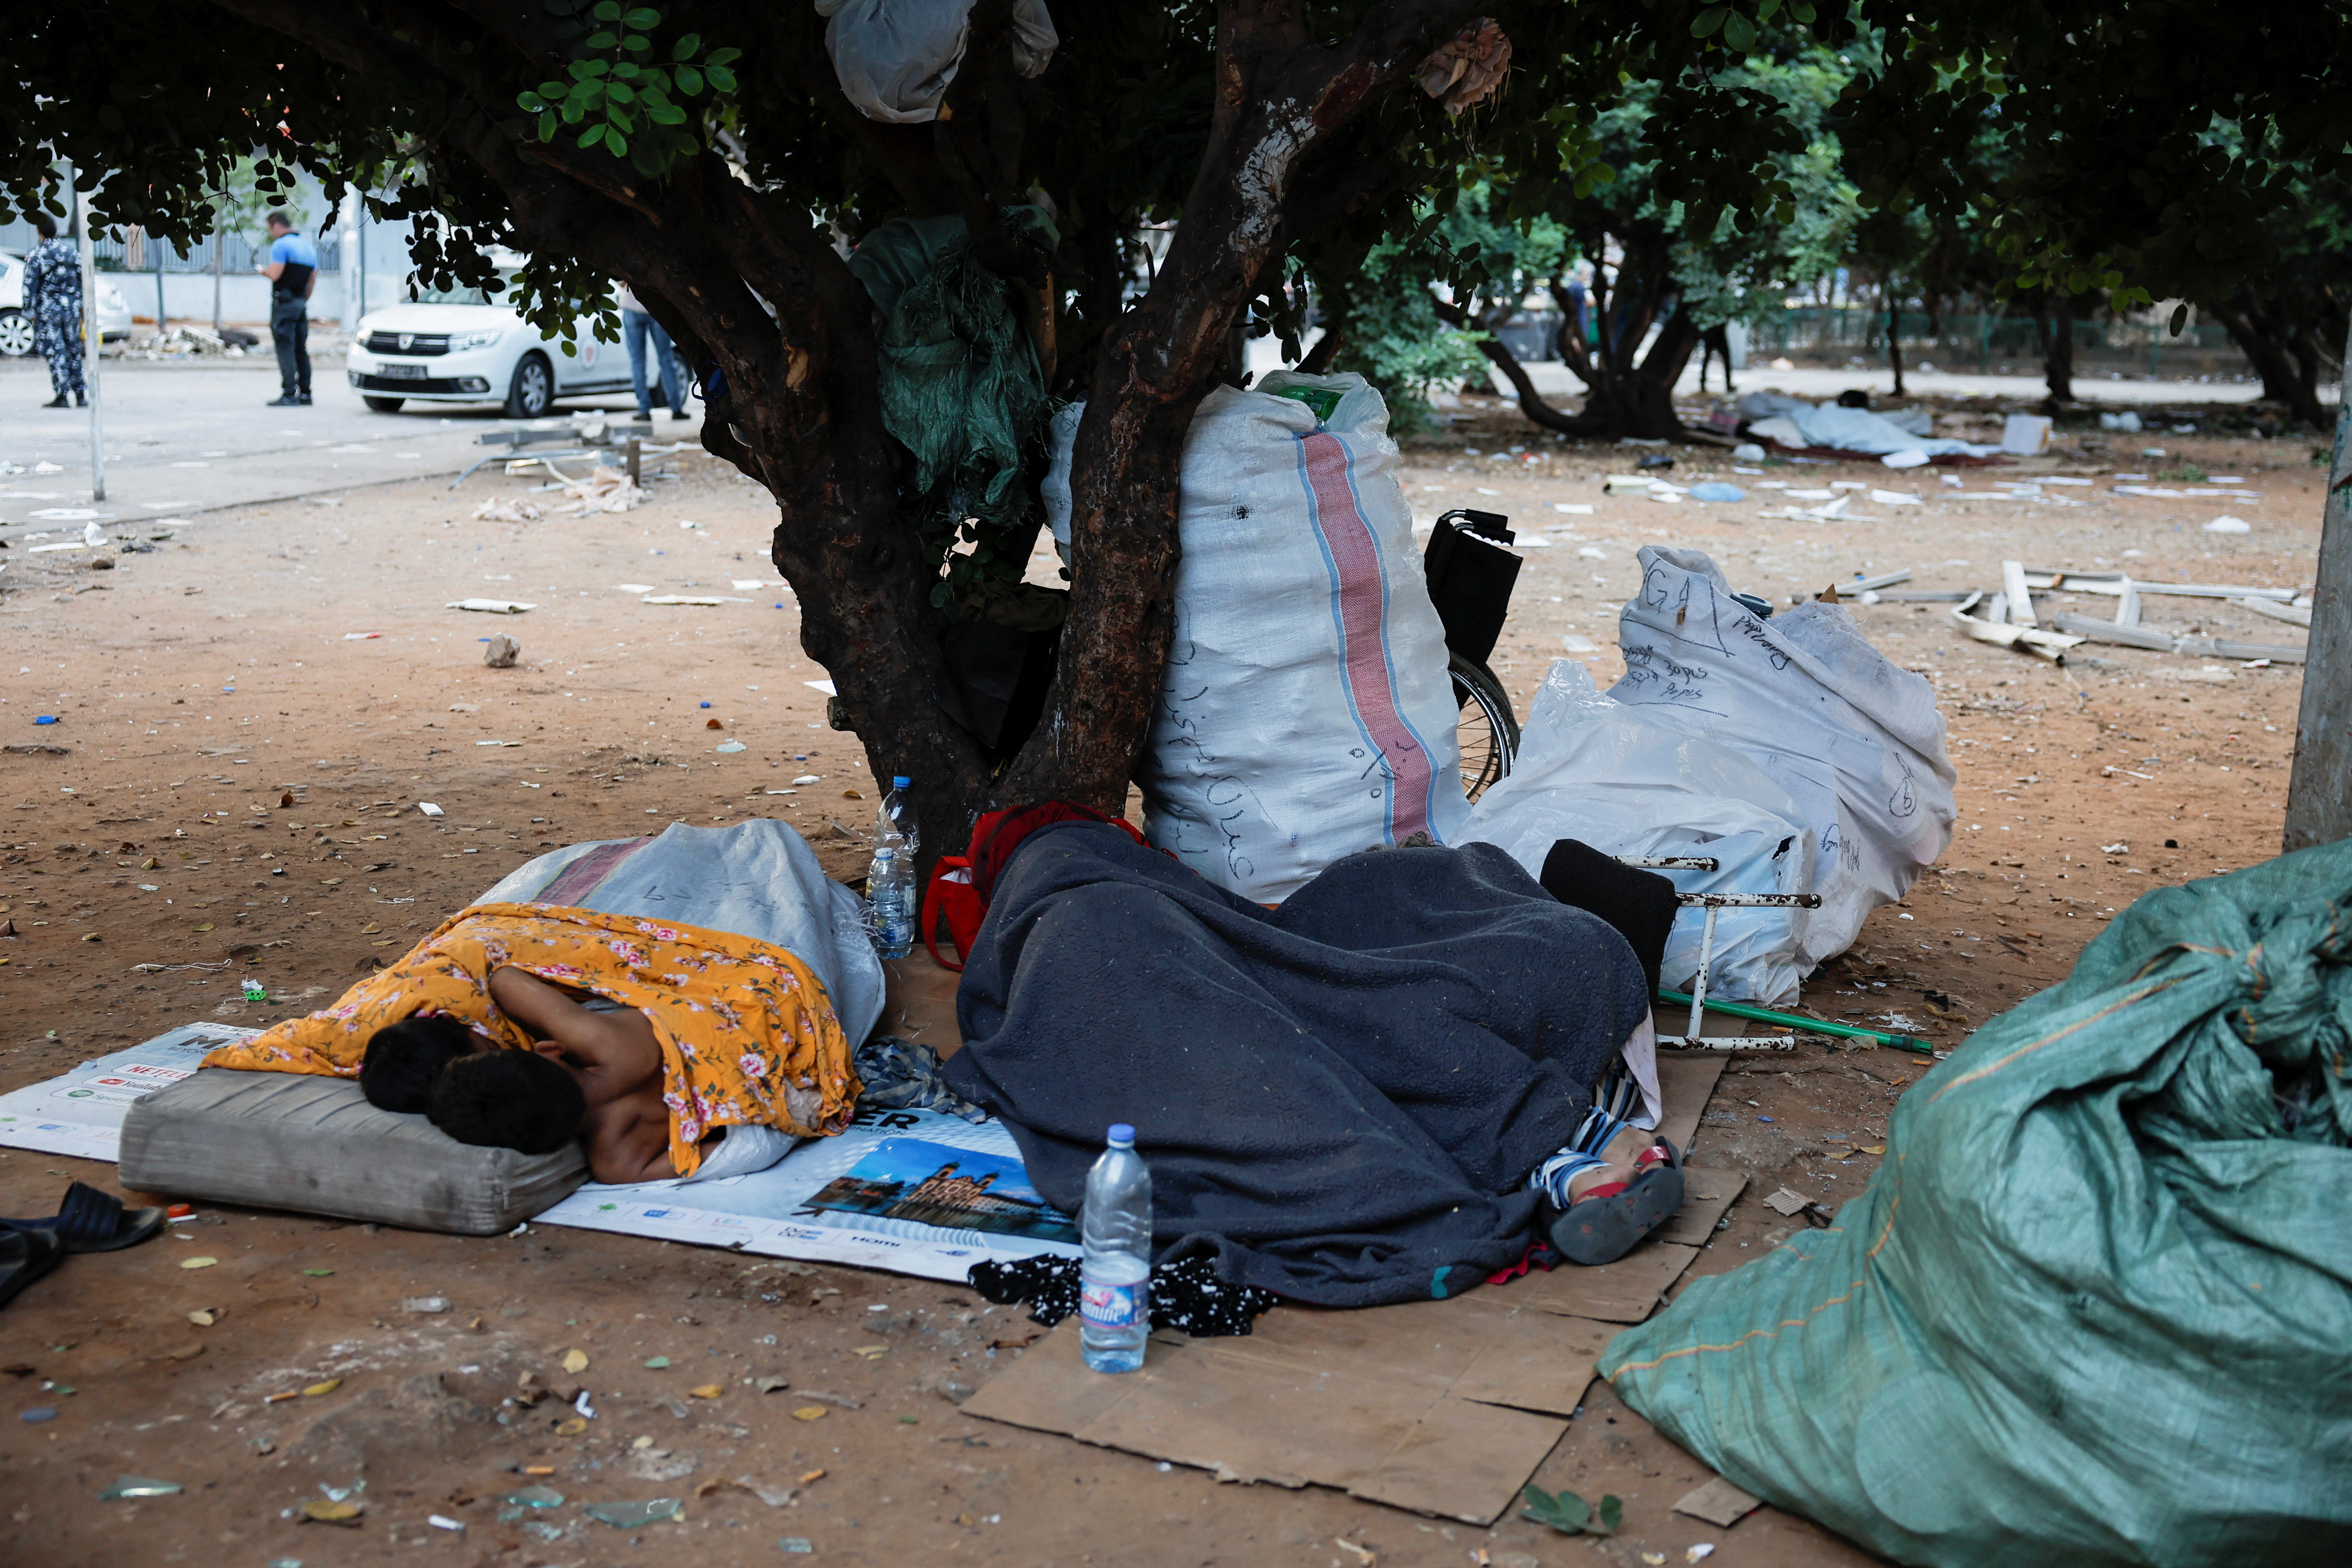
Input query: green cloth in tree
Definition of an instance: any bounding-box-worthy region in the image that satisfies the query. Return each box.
[1602,839,2352,1568]
[848,207,1055,547]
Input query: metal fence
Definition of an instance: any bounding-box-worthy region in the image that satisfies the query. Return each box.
[1745,307,2253,377]
[0,219,341,273]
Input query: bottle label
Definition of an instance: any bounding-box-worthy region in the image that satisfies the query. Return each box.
[1078,1277,1147,1331]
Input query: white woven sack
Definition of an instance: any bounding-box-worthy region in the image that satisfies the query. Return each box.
[1140,371,1469,902]
[1609,547,1956,963]
[1467,660,1817,1004]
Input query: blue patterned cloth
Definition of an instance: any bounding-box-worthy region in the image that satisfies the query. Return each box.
[21,237,84,396]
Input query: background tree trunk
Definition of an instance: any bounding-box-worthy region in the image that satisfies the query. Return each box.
[1444,296,1697,440]
[1886,289,1906,397]
[2041,292,2076,404]
[2208,291,2333,428]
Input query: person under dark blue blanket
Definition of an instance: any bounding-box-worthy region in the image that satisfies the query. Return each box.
[940,816,1683,1309]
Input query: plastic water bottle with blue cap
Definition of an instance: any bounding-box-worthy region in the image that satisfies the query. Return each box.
[1080,1122,1152,1373]
[878,774,918,859]
[866,843,914,959]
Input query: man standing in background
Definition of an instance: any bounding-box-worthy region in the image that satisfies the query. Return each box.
[258,210,317,407]
[22,214,86,409]
[617,283,687,422]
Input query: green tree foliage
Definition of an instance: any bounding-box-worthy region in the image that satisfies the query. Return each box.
[11,0,1840,830]
[10,2,2346,827]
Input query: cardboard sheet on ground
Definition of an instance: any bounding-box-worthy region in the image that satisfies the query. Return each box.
[0,1023,257,1160]
[962,1051,1741,1524]
[968,1299,1616,1524]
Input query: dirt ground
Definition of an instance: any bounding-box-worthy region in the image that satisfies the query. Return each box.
[0,396,2321,1567]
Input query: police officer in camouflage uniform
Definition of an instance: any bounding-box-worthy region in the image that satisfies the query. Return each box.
[21,214,86,408]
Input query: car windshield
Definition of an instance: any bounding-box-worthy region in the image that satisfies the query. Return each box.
[411,272,519,307]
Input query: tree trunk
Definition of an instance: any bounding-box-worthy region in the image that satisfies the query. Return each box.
[2042,292,2075,404]
[1440,296,1698,441]
[1886,291,1905,397]
[2285,314,2352,850]
[2207,291,2332,428]
[203,0,1493,867]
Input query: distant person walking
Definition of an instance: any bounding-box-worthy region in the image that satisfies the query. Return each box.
[617,283,687,422]
[22,215,86,409]
[258,212,318,407]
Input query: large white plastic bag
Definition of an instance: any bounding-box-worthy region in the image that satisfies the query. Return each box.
[1467,660,1817,1004]
[1139,370,1470,903]
[816,0,1058,124]
[478,818,886,1047]
[1610,547,1956,965]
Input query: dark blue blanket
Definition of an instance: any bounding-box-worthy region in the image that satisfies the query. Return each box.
[941,823,1648,1307]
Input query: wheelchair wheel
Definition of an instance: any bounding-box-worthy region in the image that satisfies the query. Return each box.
[1449,653,1520,802]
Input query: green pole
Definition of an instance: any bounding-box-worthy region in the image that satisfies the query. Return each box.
[1656,988,1932,1051]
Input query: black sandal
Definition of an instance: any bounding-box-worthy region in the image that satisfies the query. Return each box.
[1546,1139,1684,1266]
[3,1181,166,1255]
[0,1223,63,1310]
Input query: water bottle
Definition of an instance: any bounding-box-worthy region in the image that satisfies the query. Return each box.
[867,843,914,960]
[878,775,919,859]
[1079,1122,1152,1373]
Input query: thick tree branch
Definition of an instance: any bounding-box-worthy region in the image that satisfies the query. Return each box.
[1435,298,1602,434]
[1014,0,1488,810]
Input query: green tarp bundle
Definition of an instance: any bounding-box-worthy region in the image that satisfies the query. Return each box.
[1603,840,2352,1567]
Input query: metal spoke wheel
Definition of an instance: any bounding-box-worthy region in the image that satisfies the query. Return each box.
[1449,653,1520,802]
[0,310,34,357]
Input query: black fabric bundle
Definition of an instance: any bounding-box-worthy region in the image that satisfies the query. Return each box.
[940,823,1649,1308]
[1538,839,1680,1000]
[967,1253,1281,1337]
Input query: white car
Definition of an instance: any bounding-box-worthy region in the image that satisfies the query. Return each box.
[0,251,133,356]
[346,260,629,418]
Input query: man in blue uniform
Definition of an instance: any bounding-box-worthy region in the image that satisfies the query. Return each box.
[21,215,86,409]
[257,212,318,407]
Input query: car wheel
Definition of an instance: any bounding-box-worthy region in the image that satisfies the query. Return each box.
[361,395,405,413]
[504,352,554,419]
[0,310,33,357]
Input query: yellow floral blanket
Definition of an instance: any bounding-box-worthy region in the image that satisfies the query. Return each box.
[202,903,858,1177]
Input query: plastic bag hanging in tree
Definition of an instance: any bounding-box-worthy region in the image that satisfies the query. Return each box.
[817,0,1058,124]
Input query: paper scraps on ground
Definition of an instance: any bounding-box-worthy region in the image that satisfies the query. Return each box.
[1674,1475,1763,1528]
[446,599,536,614]
[962,1051,1737,1524]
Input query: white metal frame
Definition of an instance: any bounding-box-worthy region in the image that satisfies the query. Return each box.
[1619,856,1823,1051]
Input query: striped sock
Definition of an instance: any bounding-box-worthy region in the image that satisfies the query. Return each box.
[1592,1056,1644,1124]
[1529,1147,1612,1209]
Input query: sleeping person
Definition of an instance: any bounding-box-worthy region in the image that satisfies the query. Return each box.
[204,901,858,1182]
[936,803,1690,1309]
[355,968,785,1184]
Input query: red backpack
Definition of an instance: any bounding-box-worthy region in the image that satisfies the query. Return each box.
[920,801,1146,972]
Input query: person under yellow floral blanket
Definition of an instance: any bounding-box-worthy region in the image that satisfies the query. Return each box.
[203,904,858,1181]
